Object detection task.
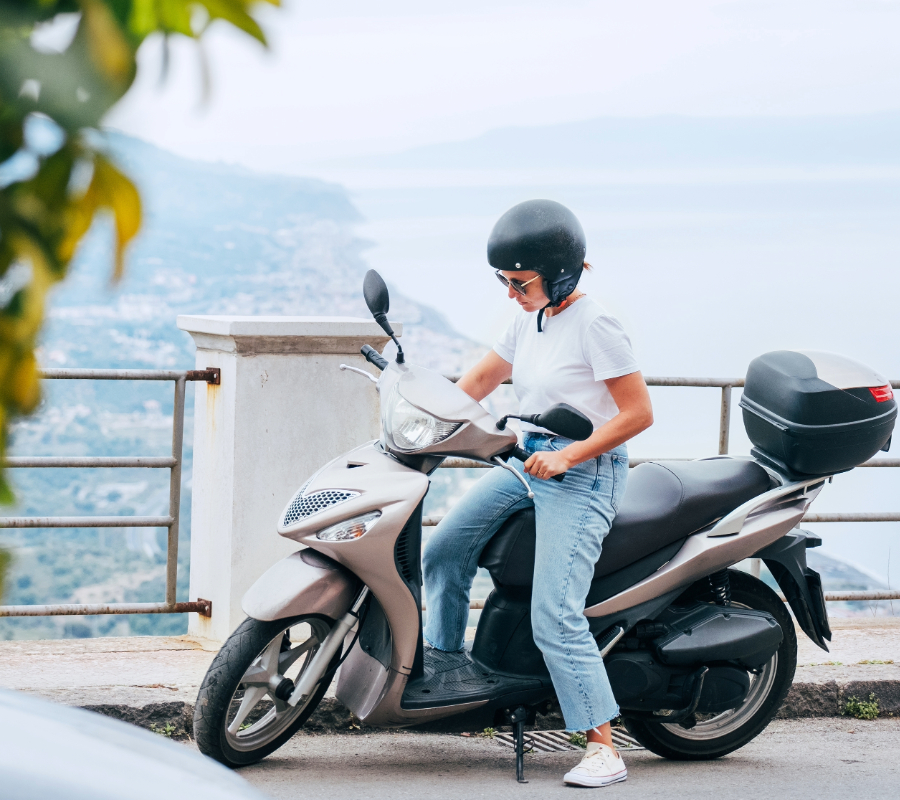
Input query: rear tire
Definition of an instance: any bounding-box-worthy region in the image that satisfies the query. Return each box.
[194,615,339,767]
[622,570,796,760]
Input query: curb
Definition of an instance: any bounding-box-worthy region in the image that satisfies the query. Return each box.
[81,679,900,739]
[776,678,900,719]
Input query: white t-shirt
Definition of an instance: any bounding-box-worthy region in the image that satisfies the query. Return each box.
[493,297,639,433]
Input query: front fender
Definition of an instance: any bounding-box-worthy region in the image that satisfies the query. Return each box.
[242,549,360,622]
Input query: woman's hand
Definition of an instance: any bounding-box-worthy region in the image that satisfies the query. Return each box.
[523,449,572,480]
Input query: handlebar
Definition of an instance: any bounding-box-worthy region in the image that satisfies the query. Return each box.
[510,445,566,482]
[360,344,389,372]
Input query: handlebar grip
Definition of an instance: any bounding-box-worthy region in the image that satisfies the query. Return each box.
[510,445,566,482]
[511,445,530,462]
[360,344,389,371]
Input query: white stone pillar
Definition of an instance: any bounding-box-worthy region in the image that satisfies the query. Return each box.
[176,316,394,643]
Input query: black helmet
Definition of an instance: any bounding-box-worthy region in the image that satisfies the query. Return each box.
[487,199,586,330]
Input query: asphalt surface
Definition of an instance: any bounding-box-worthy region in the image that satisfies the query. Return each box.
[229,718,900,800]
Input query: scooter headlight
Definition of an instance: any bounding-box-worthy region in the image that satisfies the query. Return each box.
[384,384,461,452]
[316,511,381,541]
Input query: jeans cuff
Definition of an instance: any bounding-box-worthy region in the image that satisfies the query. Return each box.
[423,635,463,654]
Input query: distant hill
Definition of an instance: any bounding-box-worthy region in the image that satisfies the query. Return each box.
[1,133,479,640]
[49,131,470,367]
[342,112,900,171]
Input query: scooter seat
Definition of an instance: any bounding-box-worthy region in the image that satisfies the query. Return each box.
[478,459,772,588]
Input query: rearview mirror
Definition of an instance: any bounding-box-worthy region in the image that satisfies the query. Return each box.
[362,269,404,363]
[364,270,391,319]
[533,403,593,441]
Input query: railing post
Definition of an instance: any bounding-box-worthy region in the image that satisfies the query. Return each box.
[165,375,186,609]
[177,316,394,643]
[718,385,732,455]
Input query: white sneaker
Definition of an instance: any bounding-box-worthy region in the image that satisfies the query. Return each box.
[563,742,628,787]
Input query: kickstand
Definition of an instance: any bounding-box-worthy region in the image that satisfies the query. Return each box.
[511,706,529,784]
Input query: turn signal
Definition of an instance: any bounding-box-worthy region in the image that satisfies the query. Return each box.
[869,385,894,403]
[316,511,381,541]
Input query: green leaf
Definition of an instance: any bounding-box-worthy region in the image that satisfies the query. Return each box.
[0,0,283,518]
[90,155,142,280]
[79,0,136,86]
[128,0,160,38]
[198,0,268,44]
[156,0,194,37]
[0,546,12,600]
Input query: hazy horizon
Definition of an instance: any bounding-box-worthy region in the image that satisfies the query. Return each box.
[106,0,900,169]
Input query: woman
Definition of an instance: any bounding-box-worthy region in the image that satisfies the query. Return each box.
[423,199,653,788]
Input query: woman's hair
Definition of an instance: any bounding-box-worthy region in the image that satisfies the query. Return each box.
[583,261,592,272]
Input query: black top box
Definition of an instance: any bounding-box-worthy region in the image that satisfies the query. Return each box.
[740,350,896,477]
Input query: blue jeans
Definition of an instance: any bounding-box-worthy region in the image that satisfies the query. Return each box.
[423,433,628,732]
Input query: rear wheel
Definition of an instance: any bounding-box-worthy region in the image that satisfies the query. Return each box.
[622,570,797,760]
[194,615,338,767]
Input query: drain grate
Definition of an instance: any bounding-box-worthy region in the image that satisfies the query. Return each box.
[493,729,644,753]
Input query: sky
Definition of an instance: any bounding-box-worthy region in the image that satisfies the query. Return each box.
[107,0,900,170]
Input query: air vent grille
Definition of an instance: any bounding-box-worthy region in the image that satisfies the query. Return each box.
[281,489,359,527]
[394,502,424,587]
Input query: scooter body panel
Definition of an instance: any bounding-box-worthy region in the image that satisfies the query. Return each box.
[337,647,490,727]
[584,480,823,618]
[277,441,429,682]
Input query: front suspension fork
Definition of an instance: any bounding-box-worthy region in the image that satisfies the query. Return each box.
[287,586,370,707]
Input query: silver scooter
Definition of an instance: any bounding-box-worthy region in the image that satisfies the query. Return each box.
[194,270,896,782]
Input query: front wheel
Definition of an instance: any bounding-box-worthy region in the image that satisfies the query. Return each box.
[194,615,339,767]
[622,570,797,760]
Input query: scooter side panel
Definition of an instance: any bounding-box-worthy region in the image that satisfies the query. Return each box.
[335,648,394,721]
[340,654,489,728]
[241,551,358,622]
[584,500,808,618]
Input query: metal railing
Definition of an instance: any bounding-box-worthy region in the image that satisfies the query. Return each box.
[1,370,896,617]
[0,368,219,619]
[431,375,900,604]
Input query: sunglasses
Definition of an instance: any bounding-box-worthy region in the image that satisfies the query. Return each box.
[495,271,542,296]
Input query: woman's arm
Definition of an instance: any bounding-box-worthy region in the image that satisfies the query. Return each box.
[457,350,513,402]
[523,372,653,479]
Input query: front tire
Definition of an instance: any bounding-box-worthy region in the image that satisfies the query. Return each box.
[194,615,339,767]
[622,570,797,760]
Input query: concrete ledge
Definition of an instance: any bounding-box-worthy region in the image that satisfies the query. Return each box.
[176,315,398,355]
[777,665,900,719]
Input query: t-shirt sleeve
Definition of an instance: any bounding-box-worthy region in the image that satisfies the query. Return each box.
[586,315,640,381]
[492,315,519,364]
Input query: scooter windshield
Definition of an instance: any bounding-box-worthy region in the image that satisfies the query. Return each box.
[378,361,516,461]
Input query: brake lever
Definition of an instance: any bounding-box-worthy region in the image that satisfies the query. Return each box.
[339,364,378,384]
[492,457,534,499]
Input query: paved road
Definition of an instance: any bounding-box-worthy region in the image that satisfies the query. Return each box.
[232,718,900,800]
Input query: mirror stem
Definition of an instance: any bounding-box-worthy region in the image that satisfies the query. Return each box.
[496,413,538,430]
[374,312,404,364]
[391,334,405,364]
